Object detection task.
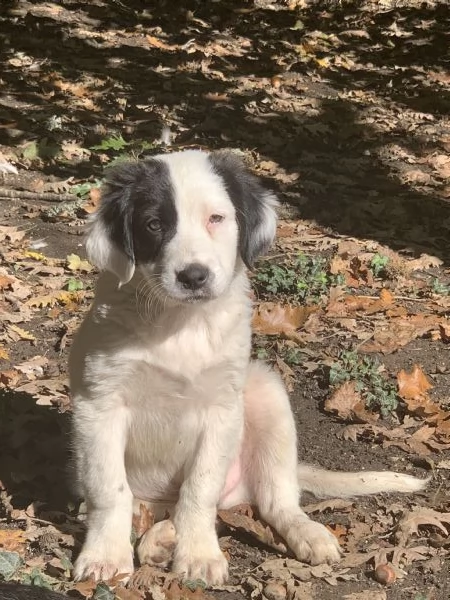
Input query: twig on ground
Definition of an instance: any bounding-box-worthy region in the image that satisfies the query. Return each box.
[0,188,75,202]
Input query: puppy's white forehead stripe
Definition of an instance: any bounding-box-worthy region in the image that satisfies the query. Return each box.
[160,151,232,220]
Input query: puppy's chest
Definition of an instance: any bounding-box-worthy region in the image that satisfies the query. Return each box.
[129,311,250,378]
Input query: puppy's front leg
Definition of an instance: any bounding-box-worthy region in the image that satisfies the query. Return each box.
[73,401,134,582]
[173,401,242,585]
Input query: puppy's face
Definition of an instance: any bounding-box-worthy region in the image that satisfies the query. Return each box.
[87,150,277,304]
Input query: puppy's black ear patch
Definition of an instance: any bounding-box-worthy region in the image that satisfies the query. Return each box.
[209,152,278,268]
[86,161,147,285]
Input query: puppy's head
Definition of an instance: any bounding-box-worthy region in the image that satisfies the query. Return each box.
[87,149,277,303]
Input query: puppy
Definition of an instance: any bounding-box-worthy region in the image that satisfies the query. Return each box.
[69,150,426,585]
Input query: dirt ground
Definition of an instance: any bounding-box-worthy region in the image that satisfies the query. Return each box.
[0,1,450,599]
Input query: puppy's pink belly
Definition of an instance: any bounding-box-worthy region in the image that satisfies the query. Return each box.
[219,455,243,506]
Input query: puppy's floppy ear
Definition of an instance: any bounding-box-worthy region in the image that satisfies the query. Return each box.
[209,151,278,268]
[86,161,144,285]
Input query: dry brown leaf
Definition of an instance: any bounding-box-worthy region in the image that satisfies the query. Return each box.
[115,588,145,600]
[361,314,444,354]
[327,289,393,317]
[397,365,436,415]
[72,579,98,598]
[303,498,354,514]
[395,507,450,546]
[0,528,27,552]
[132,503,155,539]
[0,225,26,243]
[252,303,314,337]
[165,581,213,600]
[324,381,378,424]
[409,253,443,270]
[218,504,287,553]
[146,35,179,51]
[6,324,35,342]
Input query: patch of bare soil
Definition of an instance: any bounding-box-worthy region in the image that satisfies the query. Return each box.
[0,1,449,599]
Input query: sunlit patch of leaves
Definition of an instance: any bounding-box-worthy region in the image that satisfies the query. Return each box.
[255,253,344,304]
[329,350,399,417]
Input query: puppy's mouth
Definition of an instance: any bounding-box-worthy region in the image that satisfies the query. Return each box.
[170,288,214,304]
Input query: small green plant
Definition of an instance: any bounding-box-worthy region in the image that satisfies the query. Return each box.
[90,134,129,152]
[329,350,398,417]
[431,277,450,295]
[370,253,389,277]
[255,253,343,303]
[65,278,84,292]
[282,346,306,366]
[70,179,102,199]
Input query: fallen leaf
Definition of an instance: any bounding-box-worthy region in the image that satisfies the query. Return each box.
[0,226,26,243]
[303,499,354,514]
[218,504,287,553]
[409,254,443,270]
[324,381,378,424]
[395,507,450,546]
[66,253,93,272]
[0,529,27,553]
[253,303,314,338]
[6,324,35,342]
[132,504,155,539]
[146,35,179,51]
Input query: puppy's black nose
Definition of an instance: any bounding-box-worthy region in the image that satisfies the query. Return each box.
[177,263,210,290]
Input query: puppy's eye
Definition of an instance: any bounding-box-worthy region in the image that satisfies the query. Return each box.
[209,214,224,224]
[146,218,162,232]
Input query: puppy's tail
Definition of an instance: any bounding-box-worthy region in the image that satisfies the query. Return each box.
[297,464,429,499]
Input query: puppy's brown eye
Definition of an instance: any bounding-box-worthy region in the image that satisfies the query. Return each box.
[209,214,224,224]
[147,219,162,232]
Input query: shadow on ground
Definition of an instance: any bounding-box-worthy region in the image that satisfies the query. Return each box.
[1,0,450,260]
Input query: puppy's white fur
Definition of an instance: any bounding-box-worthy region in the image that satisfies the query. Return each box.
[70,150,426,585]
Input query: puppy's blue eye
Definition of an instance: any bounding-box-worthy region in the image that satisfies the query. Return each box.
[209,214,224,224]
[147,219,162,232]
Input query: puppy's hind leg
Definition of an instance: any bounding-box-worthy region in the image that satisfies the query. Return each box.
[243,362,341,566]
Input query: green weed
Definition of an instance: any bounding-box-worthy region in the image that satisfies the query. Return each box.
[255,253,343,303]
[65,278,84,292]
[90,134,129,152]
[70,179,102,199]
[370,253,389,277]
[431,277,450,295]
[329,350,398,417]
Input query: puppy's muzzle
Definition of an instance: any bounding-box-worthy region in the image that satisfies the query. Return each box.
[176,263,211,291]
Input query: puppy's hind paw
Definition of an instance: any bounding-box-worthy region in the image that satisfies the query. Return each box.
[286,520,342,566]
[137,520,176,568]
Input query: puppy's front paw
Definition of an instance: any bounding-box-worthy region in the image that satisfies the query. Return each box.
[286,519,342,566]
[137,520,176,568]
[173,540,228,585]
[74,541,134,582]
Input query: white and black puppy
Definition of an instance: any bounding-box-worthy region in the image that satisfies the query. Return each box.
[69,150,426,585]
